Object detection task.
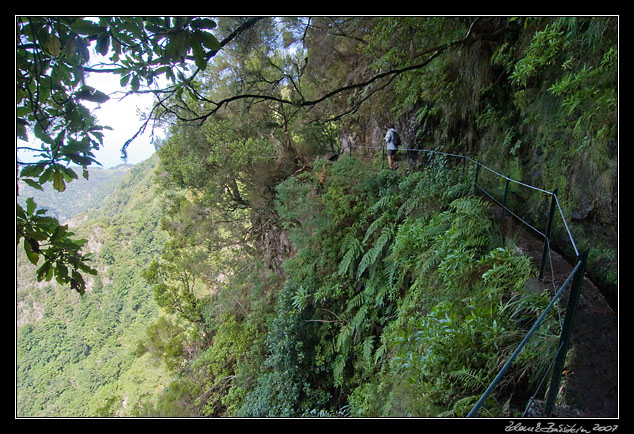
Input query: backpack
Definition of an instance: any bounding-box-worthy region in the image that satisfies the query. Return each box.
[391,129,401,147]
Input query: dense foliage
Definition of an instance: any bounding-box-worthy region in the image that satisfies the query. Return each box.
[17,16,617,417]
[139,153,560,417]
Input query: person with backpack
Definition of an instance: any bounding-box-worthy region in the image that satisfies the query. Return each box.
[385,124,400,170]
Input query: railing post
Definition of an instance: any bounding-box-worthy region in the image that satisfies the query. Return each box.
[382,146,385,169]
[539,188,558,280]
[544,250,588,416]
[474,162,481,195]
[500,178,510,230]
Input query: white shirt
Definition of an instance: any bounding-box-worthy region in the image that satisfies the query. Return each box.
[385,128,398,150]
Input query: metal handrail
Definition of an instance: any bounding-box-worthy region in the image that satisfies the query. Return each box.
[466,260,582,417]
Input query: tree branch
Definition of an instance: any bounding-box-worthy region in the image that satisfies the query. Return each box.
[162,18,481,123]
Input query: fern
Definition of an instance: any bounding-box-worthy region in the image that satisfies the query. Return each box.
[437,395,482,417]
[356,252,373,280]
[449,368,489,392]
[373,341,387,366]
[362,336,375,369]
[336,324,354,353]
[338,234,362,277]
[333,354,347,387]
[373,281,393,307]
[291,285,309,311]
[350,305,369,332]
[397,194,423,219]
[368,194,392,215]
[362,213,387,244]
[357,225,394,279]
[347,291,369,312]
[384,259,401,290]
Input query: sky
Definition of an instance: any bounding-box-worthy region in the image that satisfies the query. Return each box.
[16,66,161,170]
[84,72,161,168]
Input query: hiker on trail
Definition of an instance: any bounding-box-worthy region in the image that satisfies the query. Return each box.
[385,124,400,170]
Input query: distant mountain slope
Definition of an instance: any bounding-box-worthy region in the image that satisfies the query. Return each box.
[17,164,134,222]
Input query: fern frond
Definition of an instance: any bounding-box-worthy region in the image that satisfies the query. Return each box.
[336,324,354,353]
[356,251,374,280]
[338,236,362,277]
[351,305,368,331]
[362,335,375,368]
[385,259,400,288]
[363,213,387,244]
[450,368,488,391]
[368,194,391,215]
[374,342,387,365]
[333,354,347,387]
[397,195,423,219]
[357,225,394,279]
[347,290,368,312]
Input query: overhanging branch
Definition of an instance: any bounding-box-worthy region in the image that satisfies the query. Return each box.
[133,18,480,148]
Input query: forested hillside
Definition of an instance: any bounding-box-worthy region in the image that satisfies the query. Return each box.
[17,164,132,222]
[17,156,173,416]
[16,16,617,418]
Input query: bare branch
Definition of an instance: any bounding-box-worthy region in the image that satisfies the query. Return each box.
[162,18,480,123]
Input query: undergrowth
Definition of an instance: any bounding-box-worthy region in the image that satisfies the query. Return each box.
[236,155,559,417]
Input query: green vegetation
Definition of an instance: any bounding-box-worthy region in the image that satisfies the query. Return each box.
[139,154,558,417]
[17,165,132,222]
[17,16,617,417]
[17,156,173,417]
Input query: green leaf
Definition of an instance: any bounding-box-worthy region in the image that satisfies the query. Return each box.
[34,124,55,146]
[39,167,53,184]
[75,36,90,62]
[45,36,62,56]
[61,166,79,182]
[197,31,221,52]
[119,73,131,87]
[130,75,140,92]
[190,18,216,30]
[96,32,110,56]
[75,86,110,103]
[63,36,76,58]
[22,179,43,191]
[26,197,37,215]
[16,208,26,229]
[191,39,207,70]
[53,170,66,192]
[24,239,40,265]
[36,262,52,282]
[55,264,68,284]
[50,225,67,243]
[71,18,105,36]
[20,164,46,179]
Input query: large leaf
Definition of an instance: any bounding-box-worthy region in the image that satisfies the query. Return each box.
[70,18,105,35]
[196,30,221,52]
[75,86,110,103]
[52,170,66,192]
